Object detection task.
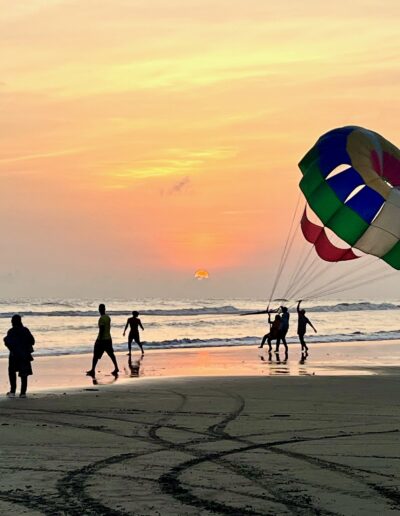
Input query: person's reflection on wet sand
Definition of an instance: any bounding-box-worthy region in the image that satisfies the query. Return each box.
[299,351,308,365]
[259,351,273,363]
[276,351,288,365]
[127,354,143,377]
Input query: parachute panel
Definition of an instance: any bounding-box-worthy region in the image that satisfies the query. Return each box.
[345,186,385,224]
[367,189,400,239]
[299,125,400,270]
[347,130,392,197]
[327,206,368,246]
[326,167,364,202]
[383,241,400,269]
[317,127,353,176]
[300,171,342,223]
[300,170,369,245]
[354,225,398,257]
[301,208,359,262]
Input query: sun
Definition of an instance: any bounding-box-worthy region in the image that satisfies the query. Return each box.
[194,269,209,280]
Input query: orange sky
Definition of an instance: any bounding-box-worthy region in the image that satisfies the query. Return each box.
[0,0,399,297]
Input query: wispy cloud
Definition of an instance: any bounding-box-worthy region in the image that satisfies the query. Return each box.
[0,147,88,165]
[107,148,235,183]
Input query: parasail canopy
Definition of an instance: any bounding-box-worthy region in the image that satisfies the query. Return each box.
[299,126,400,269]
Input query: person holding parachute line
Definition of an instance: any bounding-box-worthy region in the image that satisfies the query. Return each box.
[297,300,316,354]
[258,313,281,351]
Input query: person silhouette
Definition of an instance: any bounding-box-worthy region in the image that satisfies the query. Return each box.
[4,315,35,398]
[275,306,289,354]
[86,304,119,378]
[297,300,317,353]
[123,311,144,355]
[258,313,281,351]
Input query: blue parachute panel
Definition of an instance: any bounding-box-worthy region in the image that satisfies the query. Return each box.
[317,127,354,178]
[345,186,385,223]
[327,167,365,202]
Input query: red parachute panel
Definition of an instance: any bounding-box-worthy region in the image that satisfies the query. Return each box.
[301,208,359,262]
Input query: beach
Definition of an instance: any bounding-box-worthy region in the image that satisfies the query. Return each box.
[1,343,400,515]
[1,340,400,394]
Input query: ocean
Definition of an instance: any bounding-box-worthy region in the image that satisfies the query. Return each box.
[0,298,398,359]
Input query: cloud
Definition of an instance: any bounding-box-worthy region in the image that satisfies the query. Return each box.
[105,147,235,185]
[0,147,88,165]
[164,176,191,195]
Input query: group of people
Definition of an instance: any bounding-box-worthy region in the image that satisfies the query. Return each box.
[3,301,317,398]
[3,305,145,398]
[258,301,316,354]
[85,304,145,378]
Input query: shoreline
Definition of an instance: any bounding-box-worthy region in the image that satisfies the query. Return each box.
[1,339,400,396]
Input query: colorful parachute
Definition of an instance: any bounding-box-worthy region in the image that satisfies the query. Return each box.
[299,126,400,269]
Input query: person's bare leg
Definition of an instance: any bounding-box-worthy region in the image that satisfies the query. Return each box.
[107,350,119,375]
[258,334,268,348]
[86,356,98,377]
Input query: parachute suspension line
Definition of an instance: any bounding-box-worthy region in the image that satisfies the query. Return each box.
[267,192,301,306]
[302,269,393,299]
[268,195,301,305]
[282,214,333,300]
[281,216,314,297]
[283,247,315,299]
[303,263,387,300]
[286,254,327,300]
[300,256,385,300]
[288,259,334,301]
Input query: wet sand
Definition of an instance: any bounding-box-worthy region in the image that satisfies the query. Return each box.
[1,340,400,395]
[0,343,400,514]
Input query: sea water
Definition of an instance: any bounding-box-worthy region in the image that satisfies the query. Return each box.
[0,298,398,359]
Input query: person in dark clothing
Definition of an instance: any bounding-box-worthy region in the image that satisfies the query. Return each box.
[297,300,317,353]
[4,315,35,398]
[258,314,281,351]
[123,311,144,355]
[86,304,119,378]
[275,306,289,354]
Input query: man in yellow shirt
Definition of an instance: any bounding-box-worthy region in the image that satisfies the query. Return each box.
[86,304,119,377]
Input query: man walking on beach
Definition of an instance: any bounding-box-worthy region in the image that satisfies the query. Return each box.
[297,300,317,353]
[86,304,119,378]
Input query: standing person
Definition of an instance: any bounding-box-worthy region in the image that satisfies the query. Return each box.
[4,315,35,398]
[275,306,289,354]
[86,304,119,378]
[297,300,317,353]
[123,311,144,355]
[258,314,281,351]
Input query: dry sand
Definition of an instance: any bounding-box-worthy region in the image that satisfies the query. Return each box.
[0,368,399,515]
